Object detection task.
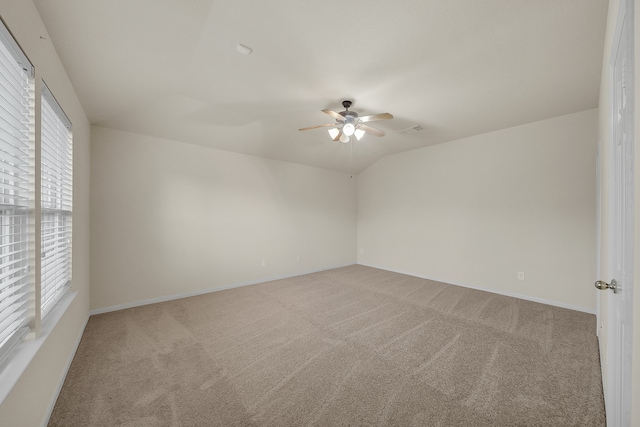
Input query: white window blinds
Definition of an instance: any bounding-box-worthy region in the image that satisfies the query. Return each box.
[41,83,72,318]
[0,21,34,364]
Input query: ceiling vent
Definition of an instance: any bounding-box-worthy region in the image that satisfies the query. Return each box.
[398,125,424,135]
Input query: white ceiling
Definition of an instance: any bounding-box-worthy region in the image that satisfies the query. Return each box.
[34,0,608,173]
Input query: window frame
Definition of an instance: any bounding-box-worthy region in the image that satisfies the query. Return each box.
[40,82,72,319]
[0,18,35,367]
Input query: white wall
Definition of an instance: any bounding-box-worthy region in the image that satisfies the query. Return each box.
[90,126,357,311]
[358,109,598,312]
[0,1,91,426]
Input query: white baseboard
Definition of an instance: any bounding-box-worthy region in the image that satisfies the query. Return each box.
[90,263,355,316]
[41,313,90,427]
[357,263,596,315]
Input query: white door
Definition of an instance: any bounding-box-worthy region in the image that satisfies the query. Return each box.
[599,0,634,425]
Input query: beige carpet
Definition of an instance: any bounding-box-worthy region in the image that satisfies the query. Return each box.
[49,265,605,426]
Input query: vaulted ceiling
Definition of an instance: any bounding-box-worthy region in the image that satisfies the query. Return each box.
[34,0,608,173]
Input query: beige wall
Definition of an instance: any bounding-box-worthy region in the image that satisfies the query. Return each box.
[0,1,91,426]
[90,126,357,311]
[358,110,598,312]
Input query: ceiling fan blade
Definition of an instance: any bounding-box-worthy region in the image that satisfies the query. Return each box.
[333,129,343,141]
[322,109,345,121]
[299,123,337,131]
[359,124,385,137]
[358,113,394,123]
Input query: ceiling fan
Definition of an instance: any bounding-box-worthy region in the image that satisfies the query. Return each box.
[299,100,393,143]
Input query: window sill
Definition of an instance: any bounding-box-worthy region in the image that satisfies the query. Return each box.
[0,290,78,405]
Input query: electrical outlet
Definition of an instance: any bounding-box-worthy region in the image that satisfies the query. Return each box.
[517,272,525,281]
[262,259,267,267]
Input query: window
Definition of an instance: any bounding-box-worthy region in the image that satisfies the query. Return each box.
[40,83,72,318]
[0,20,34,365]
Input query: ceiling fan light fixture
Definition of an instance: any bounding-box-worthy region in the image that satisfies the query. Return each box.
[342,122,355,136]
[354,129,365,140]
[339,134,350,143]
[328,128,340,139]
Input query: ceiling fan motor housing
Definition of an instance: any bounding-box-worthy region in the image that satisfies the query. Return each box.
[339,111,359,121]
[339,100,358,122]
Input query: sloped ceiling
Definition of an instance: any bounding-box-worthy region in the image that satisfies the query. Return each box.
[34,0,608,173]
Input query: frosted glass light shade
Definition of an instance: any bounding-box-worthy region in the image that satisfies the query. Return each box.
[328,128,339,139]
[343,122,355,136]
[339,134,350,143]
[354,129,365,140]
